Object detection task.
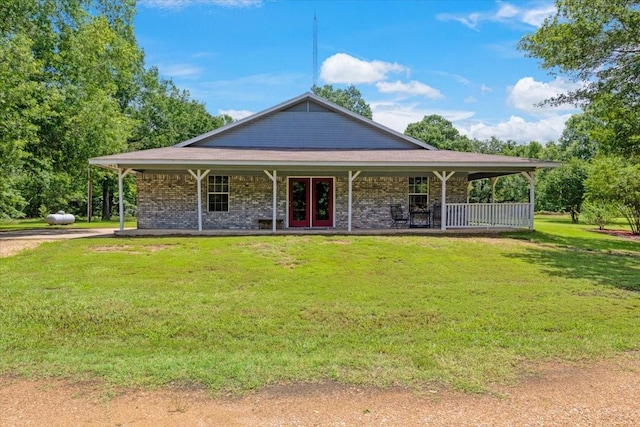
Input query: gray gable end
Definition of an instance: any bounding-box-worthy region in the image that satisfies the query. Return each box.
[188,98,424,150]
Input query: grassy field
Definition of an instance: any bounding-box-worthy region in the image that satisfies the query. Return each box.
[0,216,638,394]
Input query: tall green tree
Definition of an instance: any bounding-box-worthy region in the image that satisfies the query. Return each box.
[129,67,230,151]
[538,159,588,222]
[0,34,45,218]
[519,0,640,156]
[0,0,144,218]
[312,84,372,119]
[556,114,599,161]
[586,156,640,234]
[404,115,473,151]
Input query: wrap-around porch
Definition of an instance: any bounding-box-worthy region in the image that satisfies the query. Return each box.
[112,167,537,233]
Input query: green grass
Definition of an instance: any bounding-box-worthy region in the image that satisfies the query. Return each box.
[508,215,639,255]
[0,216,638,394]
[0,217,136,231]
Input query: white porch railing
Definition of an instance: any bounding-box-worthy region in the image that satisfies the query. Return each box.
[445,203,531,228]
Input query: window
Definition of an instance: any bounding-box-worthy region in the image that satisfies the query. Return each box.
[408,177,429,208]
[208,175,229,212]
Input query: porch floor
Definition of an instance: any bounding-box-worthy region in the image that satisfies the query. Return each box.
[113,227,527,237]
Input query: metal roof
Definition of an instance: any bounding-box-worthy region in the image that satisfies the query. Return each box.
[90,147,559,174]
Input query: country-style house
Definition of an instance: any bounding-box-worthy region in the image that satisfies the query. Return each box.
[89,92,558,232]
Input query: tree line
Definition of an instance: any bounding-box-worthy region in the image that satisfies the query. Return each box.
[0,0,229,220]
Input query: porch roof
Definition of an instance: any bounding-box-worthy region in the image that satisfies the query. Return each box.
[89,146,558,178]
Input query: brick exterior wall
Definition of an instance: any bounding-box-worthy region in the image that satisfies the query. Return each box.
[136,172,469,230]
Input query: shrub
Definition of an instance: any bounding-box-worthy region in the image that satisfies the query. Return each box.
[581,201,618,230]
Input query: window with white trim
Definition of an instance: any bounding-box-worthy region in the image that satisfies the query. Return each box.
[408,177,429,209]
[208,175,229,212]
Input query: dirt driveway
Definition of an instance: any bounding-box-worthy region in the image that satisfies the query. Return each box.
[1,356,639,426]
[0,227,116,257]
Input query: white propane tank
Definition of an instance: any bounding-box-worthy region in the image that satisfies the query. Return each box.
[46,210,75,225]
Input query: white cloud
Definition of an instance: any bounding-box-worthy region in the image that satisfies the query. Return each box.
[161,63,203,78]
[431,70,471,85]
[436,12,482,30]
[218,109,254,121]
[457,114,572,143]
[522,4,556,26]
[496,2,519,19]
[480,84,492,93]
[370,101,475,134]
[320,53,406,84]
[437,1,555,29]
[507,77,581,114]
[375,80,443,99]
[139,0,261,9]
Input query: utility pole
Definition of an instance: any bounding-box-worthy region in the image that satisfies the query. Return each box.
[313,14,318,89]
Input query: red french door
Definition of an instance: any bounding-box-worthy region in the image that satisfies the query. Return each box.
[289,178,310,227]
[288,178,333,227]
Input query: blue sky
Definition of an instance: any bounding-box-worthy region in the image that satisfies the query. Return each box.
[135,0,580,143]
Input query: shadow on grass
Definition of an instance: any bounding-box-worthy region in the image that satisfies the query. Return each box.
[506,237,640,292]
[504,229,640,256]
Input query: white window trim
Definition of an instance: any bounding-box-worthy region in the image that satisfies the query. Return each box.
[408,176,429,207]
[207,175,230,212]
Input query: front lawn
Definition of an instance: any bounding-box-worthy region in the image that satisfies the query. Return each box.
[1,217,638,394]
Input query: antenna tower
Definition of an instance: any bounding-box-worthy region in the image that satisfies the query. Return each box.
[313,14,318,88]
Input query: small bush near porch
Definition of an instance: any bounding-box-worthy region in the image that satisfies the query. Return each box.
[1,216,638,394]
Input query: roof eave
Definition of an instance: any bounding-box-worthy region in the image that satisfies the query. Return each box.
[88,158,559,171]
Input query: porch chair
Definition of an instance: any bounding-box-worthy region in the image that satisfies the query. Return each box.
[389,204,409,228]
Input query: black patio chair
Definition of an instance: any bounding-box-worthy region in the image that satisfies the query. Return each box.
[389,204,409,228]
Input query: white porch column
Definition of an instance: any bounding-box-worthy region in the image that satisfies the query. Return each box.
[187,169,210,231]
[522,171,535,230]
[433,171,455,230]
[348,170,361,232]
[264,170,278,232]
[117,168,132,231]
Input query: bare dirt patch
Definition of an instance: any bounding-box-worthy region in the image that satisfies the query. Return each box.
[0,228,116,258]
[0,239,53,258]
[89,244,174,254]
[593,228,640,242]
[323,239,352,245]
[2,356,639,426]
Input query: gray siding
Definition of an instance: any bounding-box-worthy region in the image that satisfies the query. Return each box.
[190,110,419,150]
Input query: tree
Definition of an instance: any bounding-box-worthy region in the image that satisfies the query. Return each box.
[312,84,372,119]
[519,0,640,156]
[404,115,474,151]
[538,159,588,222]
[585,156,640,234]
[0,34,44,218]
[556,114,599,161]
[581,200,618,230]
[129,67,229,151]
[0,0,145,218]
[582,95,640,157]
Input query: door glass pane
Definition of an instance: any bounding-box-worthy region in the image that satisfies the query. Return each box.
[292,181,307,221]
[315,181,330,221]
